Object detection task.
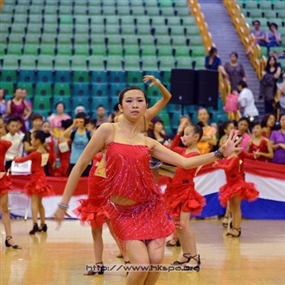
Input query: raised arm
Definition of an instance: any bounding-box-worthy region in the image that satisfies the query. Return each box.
[142,75,172,123]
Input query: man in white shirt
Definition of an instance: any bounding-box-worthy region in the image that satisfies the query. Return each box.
[2,118,23,171]
[237,80,259,123]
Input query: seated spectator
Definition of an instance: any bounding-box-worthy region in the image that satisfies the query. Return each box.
[270,114,285,164]
[278,73,285,116]
[237,80,259,124]
[23,113,43,153]
[261,113,276,138]
[2,118,23,171]
[246,122,273,162]
[260,56,282,114]
[251,20,267,47]
[196,108,217,154]
[0,89,7,118]
[95,105,109,128]
[49,102,71,139]
[266,22,281,50]
[205,47,228,78]
[224,52,246,91]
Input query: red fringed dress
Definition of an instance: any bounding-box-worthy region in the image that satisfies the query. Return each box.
[73,153,109,228]
[104,142,175,241]
[216,153,259,207]
[248,138,270,162]
[14,152,54,197]
[0,140,12,194]
[164,134,206,218]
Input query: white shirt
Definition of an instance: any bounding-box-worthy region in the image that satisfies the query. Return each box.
[238,88,259,117]
[2,132,24,161]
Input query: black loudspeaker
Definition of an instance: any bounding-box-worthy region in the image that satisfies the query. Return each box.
[170,69,196,104]
[194,70,219,107]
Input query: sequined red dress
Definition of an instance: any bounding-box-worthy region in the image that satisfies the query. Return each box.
[216,153,259,207]
[0,140,12,194]
[74,153,108,228]
[164,134,206,218]
[104,142,175,241]
[14,152,54,197]
[248,138,270,162]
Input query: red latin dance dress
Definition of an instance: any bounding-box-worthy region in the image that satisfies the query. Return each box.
[54,141,71,177]
[74,153,109,228]
[104,142,175,241]
[0,140,12,195]
[14,152,54,197]
[248,138,270,162]
[216,153,259,207]
[164,134,206,218]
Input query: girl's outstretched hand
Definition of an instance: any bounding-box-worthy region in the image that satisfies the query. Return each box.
[143,75,158,87]
[220,130,242,157]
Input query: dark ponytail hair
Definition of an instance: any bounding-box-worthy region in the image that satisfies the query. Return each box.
[118,86,147,105]
[33,130,47,144]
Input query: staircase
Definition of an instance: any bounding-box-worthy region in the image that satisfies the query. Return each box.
[198,0,264,117]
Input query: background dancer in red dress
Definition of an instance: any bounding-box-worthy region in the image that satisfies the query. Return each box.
[15,130,54,235]
[0,118,21,249]
[164,124,206,271]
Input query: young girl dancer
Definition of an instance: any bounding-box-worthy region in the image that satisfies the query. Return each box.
[0,118,21,249]
[219,120,235,228]
[15,130,54,234]
[246,122,273,162]
[54,84,239,285]
[214,138,259,237]
[164,124,205,271]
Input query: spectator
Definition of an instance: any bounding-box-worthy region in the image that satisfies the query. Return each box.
[266,22,281,51]
[260,56,282,114]
[237,80,259,123]
[95,105,109,128]
[261,113,276,138]
[246,122,273,162]
[205,47,228,78]
[21,88,32,131]
[22,113,43,153]
[2,118,23,171]
[278,73,285,116]
[148,117,168,144]
[49,102,71,139]
[218,120,235,147]
[109,103,121,123]
[0,89,7,118]
[224,52,246,91]
[236,117,251,150]
[5,88,31,133]
[270,114,285,164]
[74,105,86,115]
[251,20,267,47]
[196,108,217,154]
[63,112,92,177]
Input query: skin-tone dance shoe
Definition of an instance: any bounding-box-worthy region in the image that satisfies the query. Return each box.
[5,236,22,249]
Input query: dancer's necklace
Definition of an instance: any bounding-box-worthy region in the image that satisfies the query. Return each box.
[119,123,139,139]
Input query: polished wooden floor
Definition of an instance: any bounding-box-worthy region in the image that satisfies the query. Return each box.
[1,219,285,285]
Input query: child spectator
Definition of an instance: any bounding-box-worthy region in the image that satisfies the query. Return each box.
[2,118,23,171]
[236,117,251,150]
[246,122,273,162]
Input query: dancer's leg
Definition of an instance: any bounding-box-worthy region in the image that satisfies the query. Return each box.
[91,225,103,263]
